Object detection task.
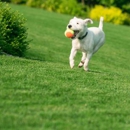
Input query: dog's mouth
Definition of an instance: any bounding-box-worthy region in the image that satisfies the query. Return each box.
[71,30,80,39]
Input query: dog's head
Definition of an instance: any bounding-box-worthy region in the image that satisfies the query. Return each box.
[67,17,93,39]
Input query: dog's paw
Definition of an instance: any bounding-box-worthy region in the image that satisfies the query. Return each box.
[70,63,74,69]
[70,60,74,69]
[78,64,83,68]
[78,61,84,68]
[84,67,89,72]
[70,64,74,69]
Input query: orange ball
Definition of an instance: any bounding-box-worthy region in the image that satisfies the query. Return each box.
[64,29,74,38]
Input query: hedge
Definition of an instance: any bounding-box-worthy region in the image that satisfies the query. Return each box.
[0,2,29,56]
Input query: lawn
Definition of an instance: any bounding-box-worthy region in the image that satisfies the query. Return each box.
[0,4,130,130]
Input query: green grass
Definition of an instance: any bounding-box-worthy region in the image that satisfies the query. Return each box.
[0,4,130,130]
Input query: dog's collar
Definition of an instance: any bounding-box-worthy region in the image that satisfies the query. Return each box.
[78,32,88,40]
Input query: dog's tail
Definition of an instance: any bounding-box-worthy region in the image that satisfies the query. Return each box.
[99,17,104,30]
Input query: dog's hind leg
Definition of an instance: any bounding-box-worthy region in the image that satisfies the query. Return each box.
[78,52,87,68]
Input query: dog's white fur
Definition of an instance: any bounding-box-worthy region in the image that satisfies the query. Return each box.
[67,17,105,71]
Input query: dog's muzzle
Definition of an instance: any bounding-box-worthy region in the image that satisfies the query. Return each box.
[68,25,72,28]
[68,25,80,39]
[71,30,80,39]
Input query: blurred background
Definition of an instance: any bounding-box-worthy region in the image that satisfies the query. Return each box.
[1,0,130,25]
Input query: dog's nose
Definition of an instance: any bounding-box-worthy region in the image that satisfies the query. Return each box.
[68,25,72,28]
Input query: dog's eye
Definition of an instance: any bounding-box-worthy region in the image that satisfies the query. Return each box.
[77,23,79,24]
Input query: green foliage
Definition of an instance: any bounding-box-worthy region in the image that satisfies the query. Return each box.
[26,0,87,17]
[78,0,130,14]
[90,5,130,25]
[3,0,130,17]
[11,0,26,4]
[1,0,28,4]
[41,0,61,12]
[0,0,11,2]
[111,0,130,11]
[57,0,86,16]
[99,0,115,6]
[123,3,130,14]
[0,2,29,56]
[98,0,130,14]
[0,24,5,54]
[26,0,44,8]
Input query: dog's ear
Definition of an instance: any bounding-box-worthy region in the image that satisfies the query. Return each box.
[84,19,93,24]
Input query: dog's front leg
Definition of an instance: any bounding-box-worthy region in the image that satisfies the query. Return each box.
[69,48,77,68]
[84,53,92,71]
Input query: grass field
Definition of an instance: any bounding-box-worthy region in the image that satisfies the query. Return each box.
[0,4,130,130]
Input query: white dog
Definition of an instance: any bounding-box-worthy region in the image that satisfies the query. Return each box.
[67,17,105,71]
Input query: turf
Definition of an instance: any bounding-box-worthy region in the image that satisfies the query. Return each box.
[0,4,130,130]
